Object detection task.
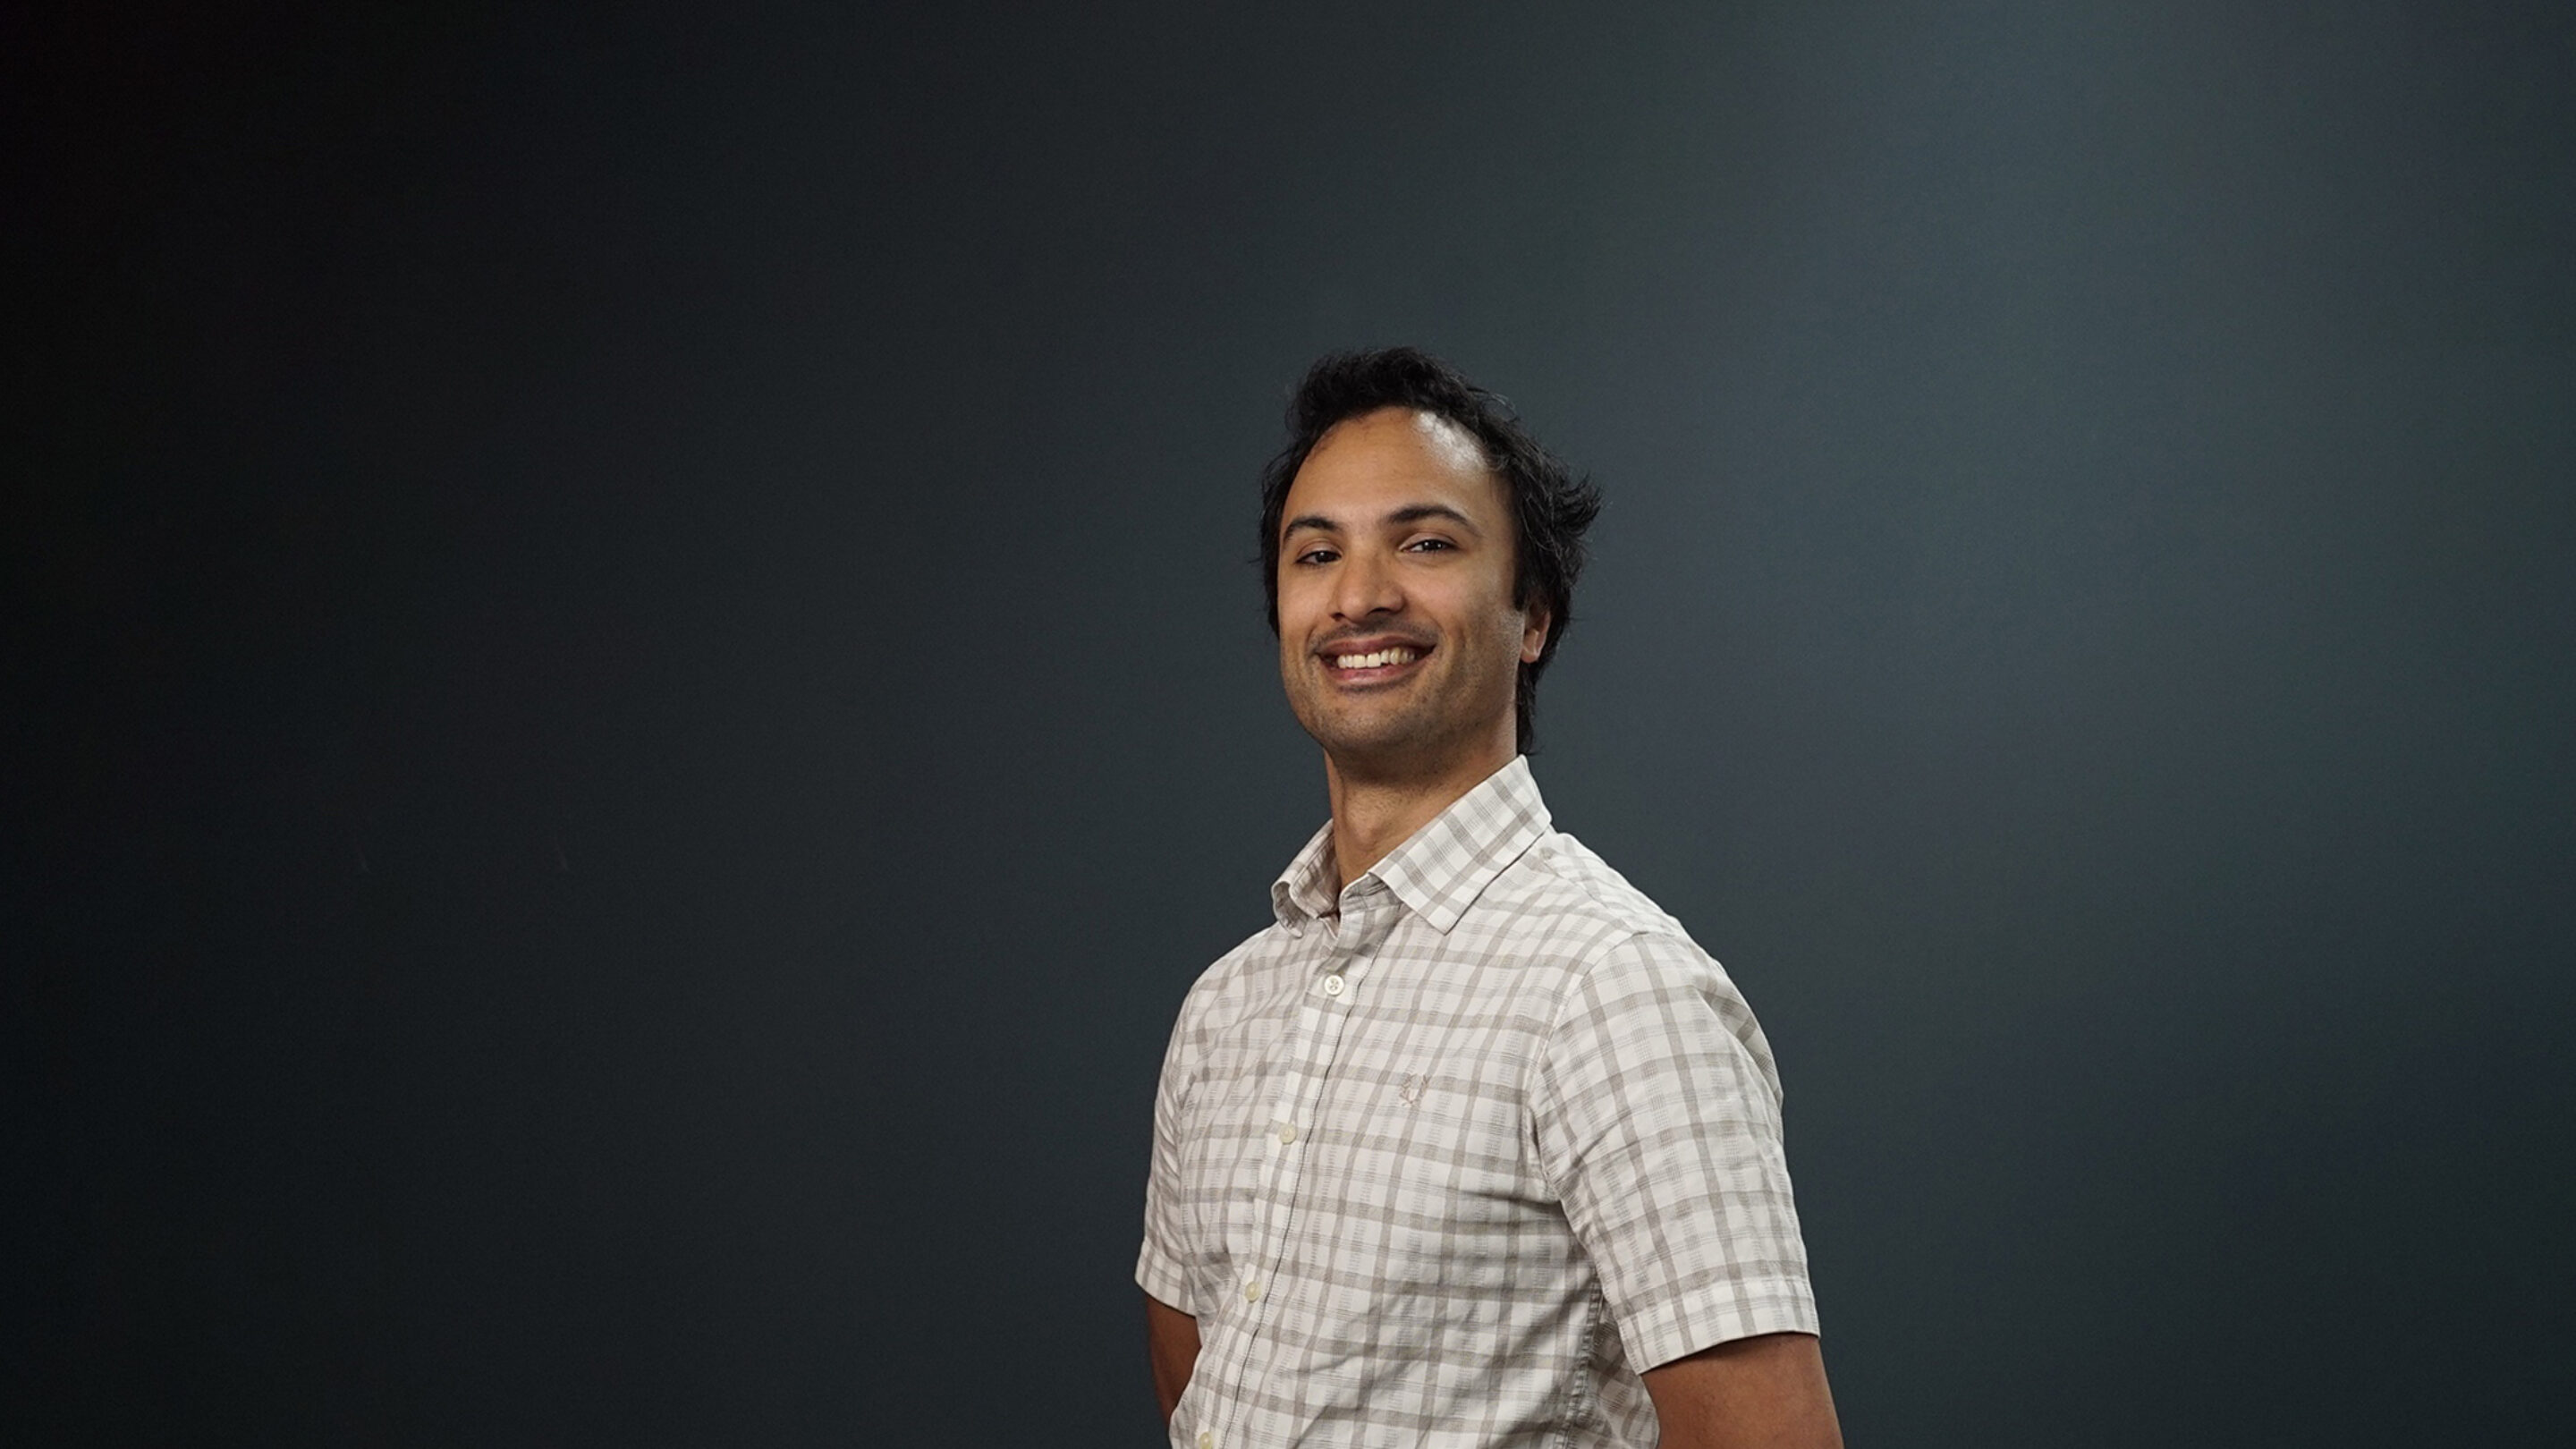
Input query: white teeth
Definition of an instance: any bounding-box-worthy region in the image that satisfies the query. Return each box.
[1334,648,1419,669]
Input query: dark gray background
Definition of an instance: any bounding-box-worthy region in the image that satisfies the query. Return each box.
[12,2,2572,1443]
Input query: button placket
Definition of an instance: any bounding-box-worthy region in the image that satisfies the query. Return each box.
[1227,928,1340,1428]
[1243,931,1363,1328]
[1262,992,1328,1172]
[1216,888,1397,1436]
[1258,984,1343,1199]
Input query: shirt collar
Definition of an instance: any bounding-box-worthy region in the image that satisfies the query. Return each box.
[1269,756,1553,936]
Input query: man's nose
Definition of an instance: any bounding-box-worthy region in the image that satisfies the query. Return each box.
[1331,547,1404,622]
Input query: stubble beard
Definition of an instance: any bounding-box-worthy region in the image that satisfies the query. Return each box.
[1283,644,1518,786]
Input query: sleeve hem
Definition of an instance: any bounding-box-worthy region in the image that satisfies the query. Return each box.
[1616,1278,1821,1373]
[1134,1241,1198,1317]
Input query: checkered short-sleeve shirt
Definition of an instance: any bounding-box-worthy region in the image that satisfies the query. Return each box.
[1139,758,1818,1449]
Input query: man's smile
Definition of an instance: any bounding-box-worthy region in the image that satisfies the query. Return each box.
[1318,637,1434,687]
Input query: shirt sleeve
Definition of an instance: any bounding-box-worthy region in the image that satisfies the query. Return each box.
[1532,932,1818,1371]
[1136,994,1205,1316]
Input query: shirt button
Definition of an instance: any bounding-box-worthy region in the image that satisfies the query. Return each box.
[1199,1434,1214,1449]
[1244,1279,1263,1302]
[1277,1123,1297,1145]
[1322,973,1346,997]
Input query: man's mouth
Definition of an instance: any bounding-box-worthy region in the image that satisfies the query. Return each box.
[1320,643,1431,684]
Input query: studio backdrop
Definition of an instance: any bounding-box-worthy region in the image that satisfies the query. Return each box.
[13,3,2572,1444]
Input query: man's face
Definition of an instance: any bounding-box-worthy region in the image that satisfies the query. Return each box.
[1275,407,1548,775]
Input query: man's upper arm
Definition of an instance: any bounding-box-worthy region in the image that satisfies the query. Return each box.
[1532,932,1819,1372]
[1640,1332,1843,1449]
[1143,1292,1200,1424]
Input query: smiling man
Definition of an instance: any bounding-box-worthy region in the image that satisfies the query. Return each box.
[1139,348,1840,1449]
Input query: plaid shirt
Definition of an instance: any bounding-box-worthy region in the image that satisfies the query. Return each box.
[1139,758,1818,1449]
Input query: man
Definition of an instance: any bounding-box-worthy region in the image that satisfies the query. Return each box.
[1139,348,1840,1448]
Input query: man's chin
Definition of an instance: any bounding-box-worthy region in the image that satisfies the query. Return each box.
[1302,714,1461,775]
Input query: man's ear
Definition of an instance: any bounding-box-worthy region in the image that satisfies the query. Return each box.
[1520,606,1552,665]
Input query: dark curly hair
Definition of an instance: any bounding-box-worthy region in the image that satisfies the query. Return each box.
[1258,347,1604,756]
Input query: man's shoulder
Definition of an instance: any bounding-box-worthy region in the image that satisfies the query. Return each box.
[1481,827,1698,954]
[1169,918,1298,1030]
[1505,831,1782,1094]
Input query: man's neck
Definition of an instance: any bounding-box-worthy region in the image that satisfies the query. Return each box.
[1321,735,1518,894]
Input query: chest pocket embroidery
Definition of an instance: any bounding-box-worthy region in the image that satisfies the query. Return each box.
[1397,1072,1426,1106]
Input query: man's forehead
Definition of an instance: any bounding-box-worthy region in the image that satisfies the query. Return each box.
[1294,408,1497,504]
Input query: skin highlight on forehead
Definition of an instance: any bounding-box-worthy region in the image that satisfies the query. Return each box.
[1409,409,1490,479]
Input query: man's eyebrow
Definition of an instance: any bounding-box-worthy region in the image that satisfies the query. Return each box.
[1385,504,1480,533]
[1281,503,1484,542]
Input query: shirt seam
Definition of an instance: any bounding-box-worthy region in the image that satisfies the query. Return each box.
[1550,1284,1607,1449]
[1520,838,1697,952]
[1529,925,1666,1205]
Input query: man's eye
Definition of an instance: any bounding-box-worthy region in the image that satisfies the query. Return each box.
[1405,538,1456,553]
[1295,548,1339,565]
